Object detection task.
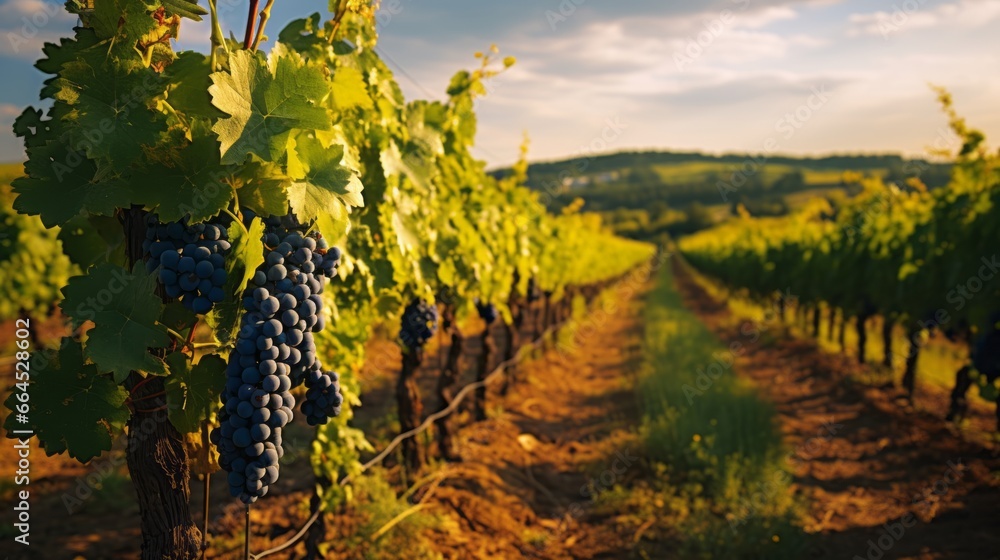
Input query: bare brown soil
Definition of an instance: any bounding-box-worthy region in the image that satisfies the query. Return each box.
[0,286,650,559]
[672,258,1000,560]
[413,287,649,559]
[6,262,1000,560]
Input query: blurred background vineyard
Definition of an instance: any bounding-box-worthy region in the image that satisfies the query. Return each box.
[1,1,1000,559]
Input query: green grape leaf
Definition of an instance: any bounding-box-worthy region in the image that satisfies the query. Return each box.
[35,28,103,99]
[92,0,158,43]
[36,28,102,75]
[53,47,167,172]
[13,140,131,228]
[162,0,208,21]
[164,353,226,433]
[204,218,266,344]
[330,66,373,111]
[126,134,234,223]
[165,52,224,119]
[209,48,330,165]
[276,13,326,54]
[160,302,197,332]
[237,162,290,217]
[286,136,364,239]
[61,263,171,382]
[381,140,434,192]
[12,108,49,147]
[3,341,130,463]
[58,214,128,269]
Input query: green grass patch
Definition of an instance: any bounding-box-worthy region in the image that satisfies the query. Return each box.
[632,265,805,558]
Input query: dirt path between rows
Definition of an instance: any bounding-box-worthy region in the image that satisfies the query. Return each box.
[672,259,1000,560]
[418,281,649,559]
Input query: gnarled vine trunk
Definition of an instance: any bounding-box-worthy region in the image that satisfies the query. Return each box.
[499,302,521,396]
[541,294,552,350]
[435,308,463,460]
[474,325,495,422]
[856,312,869,364]
[901,326,922,398]
[123,208,201,560]
[397,346,425,471]
[827,307,837,342]
[882,317,895,368]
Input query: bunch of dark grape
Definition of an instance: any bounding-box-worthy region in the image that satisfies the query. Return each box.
[300,360,344,425]
[212,223,344,503]
[476,300,498,325]
[142,216,231,314]
[399,298,438,349]
[211,316,292,504]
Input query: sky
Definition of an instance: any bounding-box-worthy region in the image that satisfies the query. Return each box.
[1,0,999,167]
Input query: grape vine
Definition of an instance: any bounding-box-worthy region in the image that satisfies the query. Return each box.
[2,1,655,556]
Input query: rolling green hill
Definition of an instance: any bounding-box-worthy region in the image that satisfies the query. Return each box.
[491,150,951,239]
[494,150,950,211]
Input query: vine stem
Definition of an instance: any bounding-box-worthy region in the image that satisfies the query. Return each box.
[243,0,260,50]
[164,326,185,341]
[129,390,167,404]
[206,0,226,70]
[326,0,349,45]
[223,208,250,236]
[250,0,276,51]
[133,404,169,413]
[244,505,251,560]
[186,319,200,349]
[200,423,211,560]
[129,375,157,395]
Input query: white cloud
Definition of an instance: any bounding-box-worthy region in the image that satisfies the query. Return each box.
[0,103,21,118]
[0,0,75,59]
[739,6,800,28]
[848,0,1000,37]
